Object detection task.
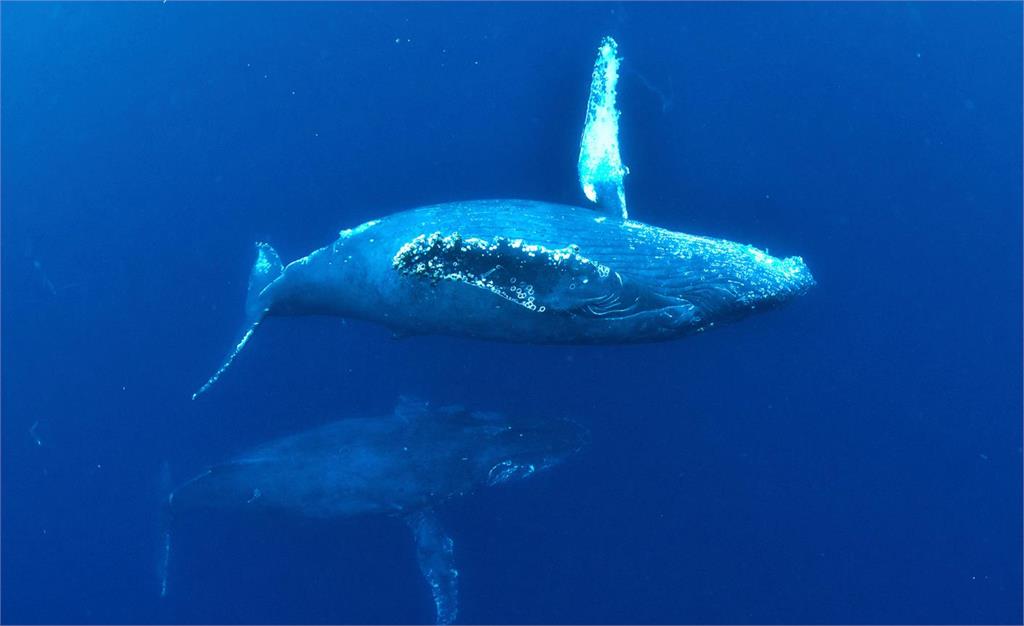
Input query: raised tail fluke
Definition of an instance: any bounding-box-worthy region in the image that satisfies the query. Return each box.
[192,242,282,400]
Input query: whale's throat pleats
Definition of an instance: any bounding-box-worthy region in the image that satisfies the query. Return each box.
[393,232,644,318]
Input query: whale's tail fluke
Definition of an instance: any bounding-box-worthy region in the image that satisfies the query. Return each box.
[192,242,282,399]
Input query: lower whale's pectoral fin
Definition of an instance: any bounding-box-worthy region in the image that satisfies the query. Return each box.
[394,233,641,319]
[192,243,282,400]
[406,509,458,625]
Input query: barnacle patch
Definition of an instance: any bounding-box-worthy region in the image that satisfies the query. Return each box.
[393,232,622,314]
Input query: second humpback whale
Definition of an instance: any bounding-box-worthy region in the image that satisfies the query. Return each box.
[195,37,814,398]
[162,399,586,624]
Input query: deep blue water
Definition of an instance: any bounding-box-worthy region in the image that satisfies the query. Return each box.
[3,2,1022,624]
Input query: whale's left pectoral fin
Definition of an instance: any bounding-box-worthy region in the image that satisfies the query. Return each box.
[394,233,641,318]
[578,36,628,220]
[192,243,282,399]
[406,509,458,625]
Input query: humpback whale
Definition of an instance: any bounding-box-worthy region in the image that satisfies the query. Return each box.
[195,37,814,398]
[162,399,586,624]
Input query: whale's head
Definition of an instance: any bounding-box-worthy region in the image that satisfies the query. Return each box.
[664,232,816,327]
[729,244,815,307]
[470,412,588,487]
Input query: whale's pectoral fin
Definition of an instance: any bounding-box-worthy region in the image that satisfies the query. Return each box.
[406,509,458,625]
[192,243,282,400]
[394,233,641,318]
[578,36,628,220]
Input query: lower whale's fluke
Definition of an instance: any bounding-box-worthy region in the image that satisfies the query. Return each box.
[192,242,281,400]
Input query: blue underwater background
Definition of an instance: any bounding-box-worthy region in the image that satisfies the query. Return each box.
[2,2,1022,624]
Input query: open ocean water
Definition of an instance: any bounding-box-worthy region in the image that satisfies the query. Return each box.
[2,2,1021,624]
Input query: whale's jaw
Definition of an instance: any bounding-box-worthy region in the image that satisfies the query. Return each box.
[668,242,815,330]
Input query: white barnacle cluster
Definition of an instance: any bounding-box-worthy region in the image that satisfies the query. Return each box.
[538,242,610,278]
[547,243,579,264]
[393,232,612,314]
[393,232,477,285]
[497,272,540,311]
[463,237,544,312]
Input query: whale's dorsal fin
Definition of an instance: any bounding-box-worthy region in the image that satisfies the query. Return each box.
[578,36,628,220]
[406,509,458,625]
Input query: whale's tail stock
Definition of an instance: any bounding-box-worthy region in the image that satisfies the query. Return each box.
[192,242,282,399]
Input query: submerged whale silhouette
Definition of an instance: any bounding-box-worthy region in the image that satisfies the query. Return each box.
[194,37,814,398]
[163,399,586,624]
